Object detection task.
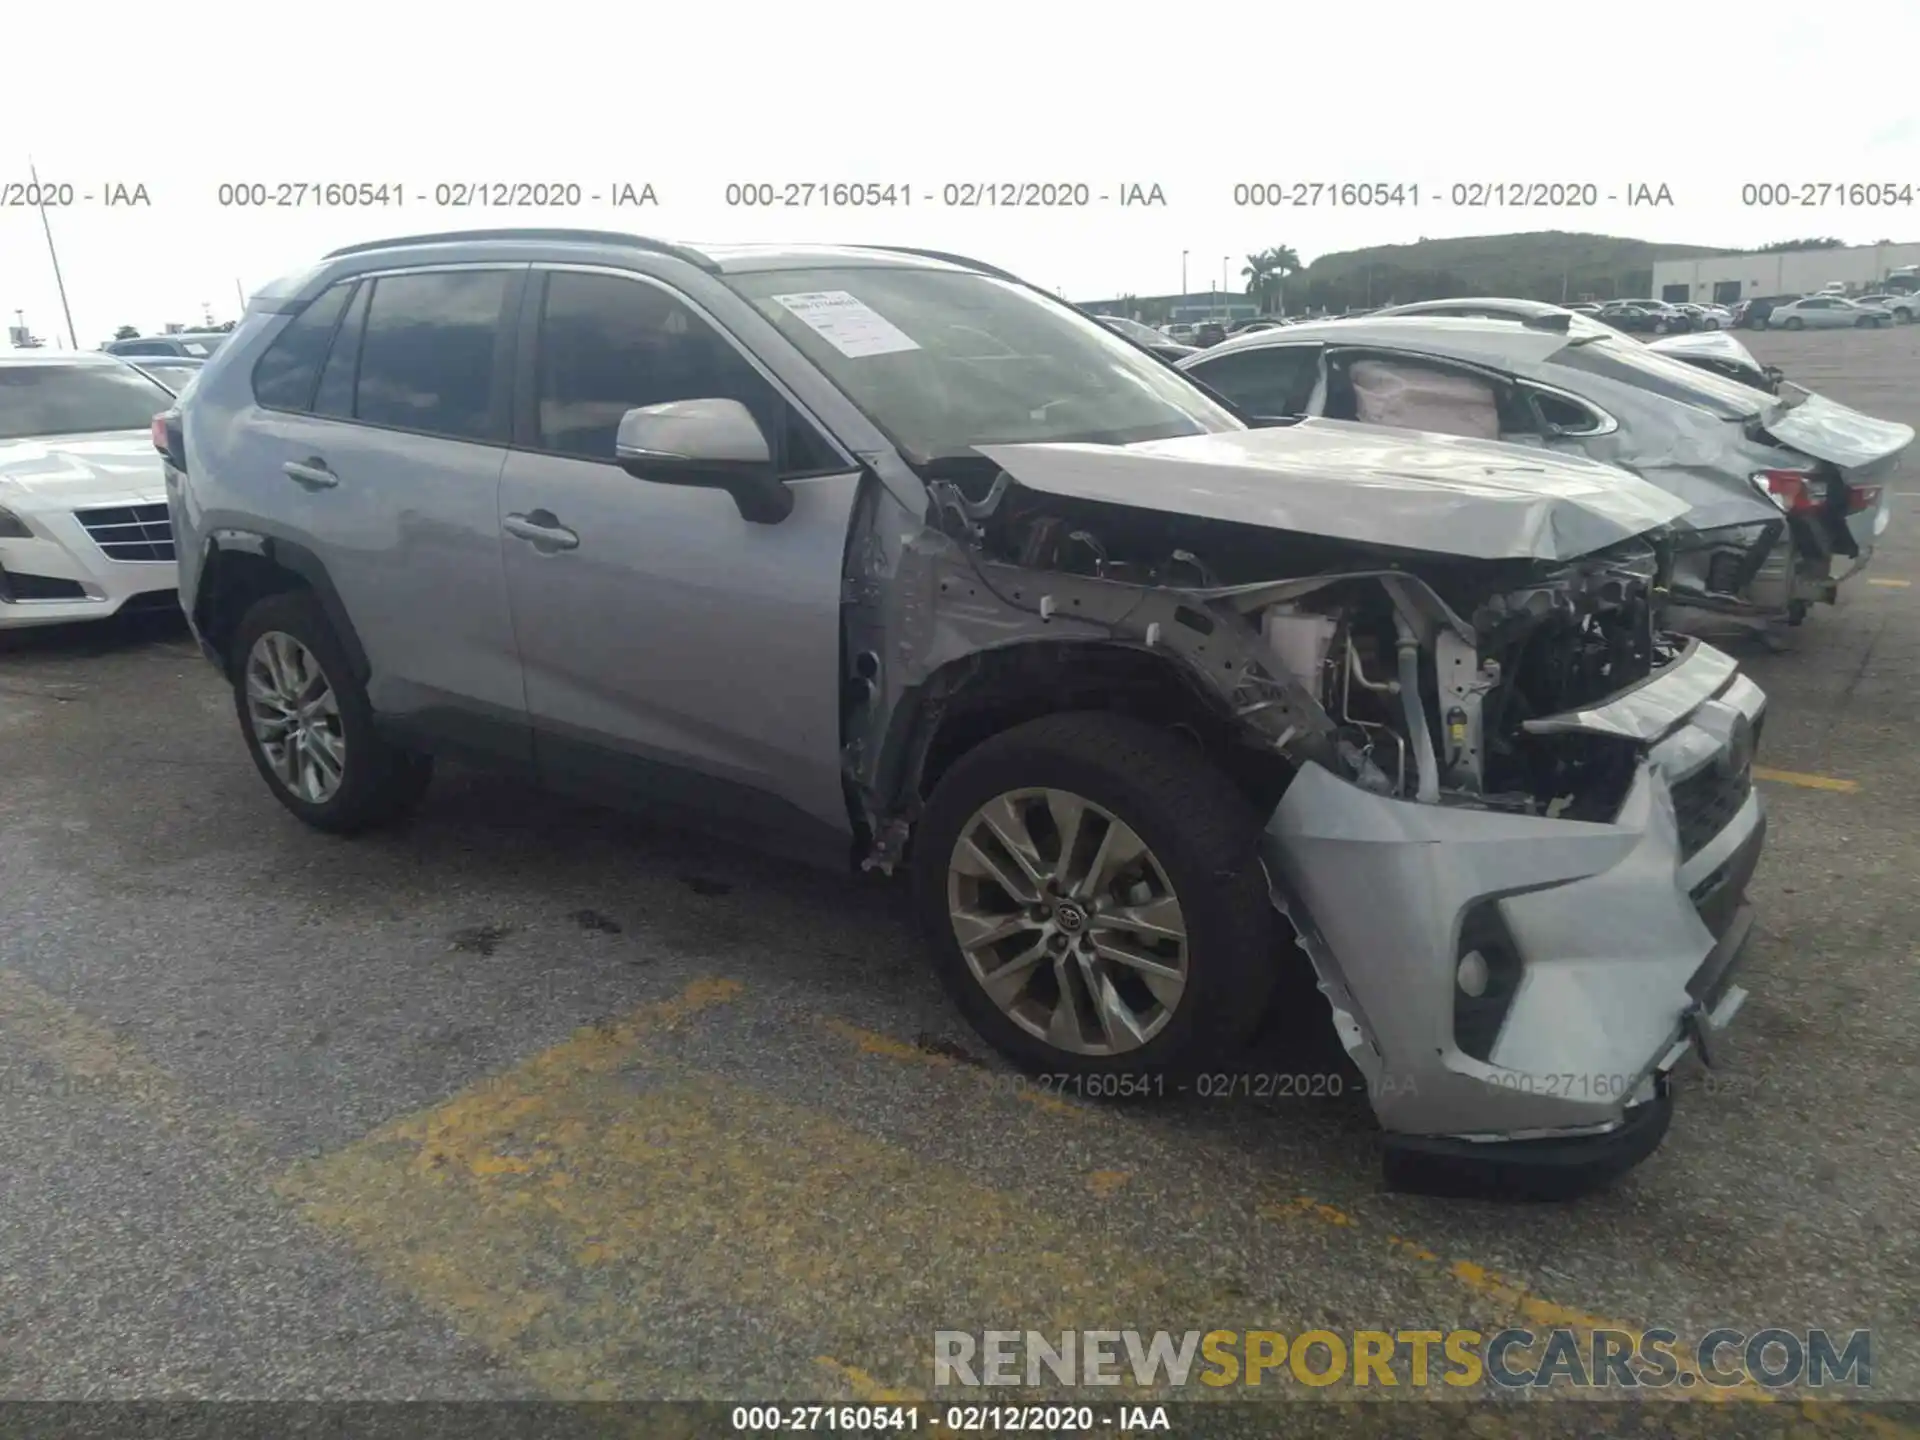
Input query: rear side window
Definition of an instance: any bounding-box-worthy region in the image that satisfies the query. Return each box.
[312,283,370,419]
[352,270,512,442]
[1548,339,1763,420]
[1188,345,1322,416]
[252,283,354,411]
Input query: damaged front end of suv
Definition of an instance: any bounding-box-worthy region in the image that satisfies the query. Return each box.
[846,420,1767,1194]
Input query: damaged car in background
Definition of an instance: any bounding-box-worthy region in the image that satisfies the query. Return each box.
[1646,329,1783,394]
[1378,298,1786,393]
[1181,313,1913,643]
[168,232,1771,1195]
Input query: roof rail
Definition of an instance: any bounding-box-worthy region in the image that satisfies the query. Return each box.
[851,245,1022,283]
[321,229,719,271]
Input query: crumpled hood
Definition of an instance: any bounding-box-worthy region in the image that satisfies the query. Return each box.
[975,418,1689,562]
[0,431,167,507]
[1758,393,1914,477]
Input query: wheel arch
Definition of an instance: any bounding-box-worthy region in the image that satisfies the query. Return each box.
[195,530,370,683]
[873,638,1295,838]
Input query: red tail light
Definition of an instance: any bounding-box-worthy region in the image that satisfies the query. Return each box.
[1755,469,1828,513]
[1848,484,1883,514]
[151,413,169,455]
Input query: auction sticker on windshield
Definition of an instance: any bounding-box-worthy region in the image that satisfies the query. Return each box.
[772,290,921,357]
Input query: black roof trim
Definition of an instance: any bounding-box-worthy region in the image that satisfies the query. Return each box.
[321,229,720,272]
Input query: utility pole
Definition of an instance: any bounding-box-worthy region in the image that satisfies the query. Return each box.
[29,159,78,349]
[235,278,248,314]
[1181,251,1189,302]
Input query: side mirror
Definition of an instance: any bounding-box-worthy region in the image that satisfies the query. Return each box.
[615,398,792,525]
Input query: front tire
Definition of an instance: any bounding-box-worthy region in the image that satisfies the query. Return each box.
[230,590,432,834]
[912,712,1281,1079]
[1785,316,1805,330]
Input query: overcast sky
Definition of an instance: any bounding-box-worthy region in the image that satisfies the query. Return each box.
[4,0,1915,345]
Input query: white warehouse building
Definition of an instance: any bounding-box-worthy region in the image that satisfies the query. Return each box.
[1652,240,1920,304]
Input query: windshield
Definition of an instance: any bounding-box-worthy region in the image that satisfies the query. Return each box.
[728,266,1242,462]
[0,364,176,440]
[1100,316,1165,344]
[1547,335,1774,418]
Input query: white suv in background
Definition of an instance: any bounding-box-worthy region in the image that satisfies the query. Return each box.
[0,353,181,628]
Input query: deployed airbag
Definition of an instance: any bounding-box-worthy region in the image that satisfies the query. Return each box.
[1351,360,1501,442]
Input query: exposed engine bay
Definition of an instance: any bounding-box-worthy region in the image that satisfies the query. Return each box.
[882,462,1681,841]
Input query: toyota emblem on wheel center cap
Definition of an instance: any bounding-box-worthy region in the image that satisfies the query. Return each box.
[1055,902,1087,932]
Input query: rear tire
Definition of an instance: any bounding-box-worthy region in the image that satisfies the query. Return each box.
[230,590,433,835]
[912,712,1281,1080]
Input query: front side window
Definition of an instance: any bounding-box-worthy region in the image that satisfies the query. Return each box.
[530,271,840,473]
[725,265,1243,463]
[1186,344,1322,416]
[352,270,512,442]
[0,364,177,440]
[252,282,354,411]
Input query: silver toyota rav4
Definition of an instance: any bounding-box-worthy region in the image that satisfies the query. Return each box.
[160,230,1769,1195]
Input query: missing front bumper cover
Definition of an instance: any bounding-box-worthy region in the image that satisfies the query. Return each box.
[1266,639,1765,1191]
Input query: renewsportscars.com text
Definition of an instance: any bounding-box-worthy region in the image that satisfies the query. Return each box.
[932,1328,1872,1391]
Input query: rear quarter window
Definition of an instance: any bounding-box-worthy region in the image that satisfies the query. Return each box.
[251,283,355,411]
[1546,341,1760,420]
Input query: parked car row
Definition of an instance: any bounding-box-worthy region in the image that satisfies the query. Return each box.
[1732,293,1913,329]
[15,231,1908,1197]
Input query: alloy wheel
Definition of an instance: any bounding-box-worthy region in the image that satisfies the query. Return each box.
[946,787,1188,1056]
[244,631,346,803]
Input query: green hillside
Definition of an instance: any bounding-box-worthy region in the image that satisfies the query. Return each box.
[1286,230,1735,311]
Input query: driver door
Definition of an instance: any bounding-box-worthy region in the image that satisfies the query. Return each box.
[496,266,864,860]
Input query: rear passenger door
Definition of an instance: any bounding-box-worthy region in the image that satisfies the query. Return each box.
[242,264,532,761]
[496,265,863,856]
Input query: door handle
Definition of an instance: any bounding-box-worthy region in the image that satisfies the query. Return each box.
[283,458,338,489]
[503,511,580,551]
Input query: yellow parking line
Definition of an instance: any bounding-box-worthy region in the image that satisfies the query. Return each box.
[817,1019,1905,1420]
[1867,578,1912,588]
[1753,767,1860,793]
[280,980,1265,1400]
[0,967,274,1164]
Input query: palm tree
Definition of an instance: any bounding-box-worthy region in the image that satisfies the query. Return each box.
[1268,245,1301,314]
[1241,246,1304,314]
[1241,253,1277,312]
